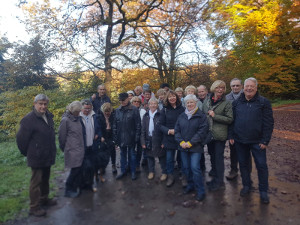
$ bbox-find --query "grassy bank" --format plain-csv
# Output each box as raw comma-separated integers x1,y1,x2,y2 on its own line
271,99,300,108
0,140,64,223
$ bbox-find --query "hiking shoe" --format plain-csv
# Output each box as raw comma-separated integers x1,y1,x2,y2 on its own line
112,164,117,174
183,186,194,194
195,193,206,202
240,186,251,197
226,170,238,180
260,192,270,204
160,174,167,181
166,174,175,187
148,172,154,180
181,176,188,188
29,207,46,217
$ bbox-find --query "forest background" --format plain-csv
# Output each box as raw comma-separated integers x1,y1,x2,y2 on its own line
0,0,299,141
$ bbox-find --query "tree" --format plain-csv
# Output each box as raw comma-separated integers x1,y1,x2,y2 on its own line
206,0,300,98
2,36,58,91
22,0,162,94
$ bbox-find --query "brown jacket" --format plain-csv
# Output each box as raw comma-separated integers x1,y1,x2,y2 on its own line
58,111,85,168
16,109,56,168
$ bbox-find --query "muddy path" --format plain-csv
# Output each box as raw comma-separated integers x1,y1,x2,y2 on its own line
6,104,300,225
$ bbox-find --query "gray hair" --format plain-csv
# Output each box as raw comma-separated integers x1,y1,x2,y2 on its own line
81,99,93,106
175,87,184,93
184,94,198,104
197,85,207,91
67,101,82,113
97,84,105,90
34,94,49,103
185,85,197,94
148,97,159,105
244,77,258,87
230,78,242,86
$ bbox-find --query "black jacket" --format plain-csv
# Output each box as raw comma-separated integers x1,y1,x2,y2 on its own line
175,109,209,153
229,92,274,145
98,110,115,143
113,103,141,147
91,93,111,114
159,104,185,149
141,110,165,158
16,109,56,168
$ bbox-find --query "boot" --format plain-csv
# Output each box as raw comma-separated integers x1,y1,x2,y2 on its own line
226,170,238,180
29,207,46,217
112,164,117,174
166,174,175,187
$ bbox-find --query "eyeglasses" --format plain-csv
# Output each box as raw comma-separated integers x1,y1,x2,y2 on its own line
83,108,91,111
133,101,141,103
231,85,241,87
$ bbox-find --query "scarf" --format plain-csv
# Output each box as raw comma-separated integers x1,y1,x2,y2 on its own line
148,110,157,136
185,107,198,120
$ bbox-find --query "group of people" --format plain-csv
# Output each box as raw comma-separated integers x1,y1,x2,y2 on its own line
16,77,274,217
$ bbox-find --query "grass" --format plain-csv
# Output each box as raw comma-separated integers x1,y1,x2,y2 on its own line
271,99,300,108
0,140,64,223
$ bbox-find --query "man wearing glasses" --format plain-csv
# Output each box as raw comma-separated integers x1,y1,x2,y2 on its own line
226,78,244,180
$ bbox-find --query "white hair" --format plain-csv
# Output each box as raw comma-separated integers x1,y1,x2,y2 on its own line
34,94,49,103
244,77,258,87
148,97,159,104
184,94,198,104
67,101,82,113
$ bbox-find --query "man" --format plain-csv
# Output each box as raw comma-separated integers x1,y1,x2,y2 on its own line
91,84,111,113
229,77,274,204
197,85,209,171
16,94,57,217
160,83,170,91
225,78,244,180
113,93,141,180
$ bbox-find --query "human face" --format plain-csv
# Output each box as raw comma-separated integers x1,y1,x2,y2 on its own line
82,104,92,116
230,80,242,94
144,92,151,101
132,99,141,108
158,94,165,101
168,94,177,106
197,87,208,100
34,100,48,114
244,80,257,100
120,98,129,107
214,85,225,98
128,93,134,100
104,111,111,117
135,87,142,96
176,91,183,99
149,101,158,112
97,86,106,97
186,89,195,95
186,100,196,111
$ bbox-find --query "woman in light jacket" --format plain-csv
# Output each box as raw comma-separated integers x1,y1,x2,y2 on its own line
59,101,85,198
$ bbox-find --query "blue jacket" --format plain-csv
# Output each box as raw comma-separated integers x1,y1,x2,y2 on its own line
229,92,274,145
159,103,185,149
175,109,209,153
91,93,111,114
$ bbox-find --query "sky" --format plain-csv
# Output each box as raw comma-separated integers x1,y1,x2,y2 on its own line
0,0,31,43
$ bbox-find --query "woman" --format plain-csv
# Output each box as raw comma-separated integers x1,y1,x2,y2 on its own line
159,90,185,186
141,98,166,180
203,80,233,191
156,88,166,110
98,102,117,174
58,101,84,198
80,100,102,191
131,96,147,171
183,85,203,110
175,87,184,103
175,94,209,201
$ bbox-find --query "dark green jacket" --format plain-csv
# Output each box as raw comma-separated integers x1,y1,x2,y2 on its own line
202,94,233,141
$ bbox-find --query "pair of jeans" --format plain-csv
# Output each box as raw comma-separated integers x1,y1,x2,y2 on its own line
30,167,51,209
181,151,205,195
66,166,82,192
207,140,226,184
120,146,136,174
147,155,167,174
166,148,176,175
235,142,269,192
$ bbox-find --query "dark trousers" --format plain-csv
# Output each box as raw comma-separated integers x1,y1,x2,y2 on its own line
229,142,252,173
235,142,269,192
66,167,82,192
120,146,136,174
136,142,142,167
30,167,51,209
207,140,226,184
147,155,167,174
200,152,205,170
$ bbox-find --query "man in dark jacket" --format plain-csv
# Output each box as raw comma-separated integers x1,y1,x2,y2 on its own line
229,77,274,204
113,93,141,180
91,84,111,113
16,94,57,217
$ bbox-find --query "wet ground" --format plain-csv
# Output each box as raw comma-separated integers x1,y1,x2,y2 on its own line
6,104,300,225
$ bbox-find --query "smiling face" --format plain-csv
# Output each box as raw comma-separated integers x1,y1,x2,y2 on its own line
82,104,92,116
144,92,151,101
230,80,243,94
168,93,177,106
149,101,158,112
186,100,196,111
214,85,225,98
34,100,48,114
120,98,129,107
197,86,208,100
244,80,257,100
